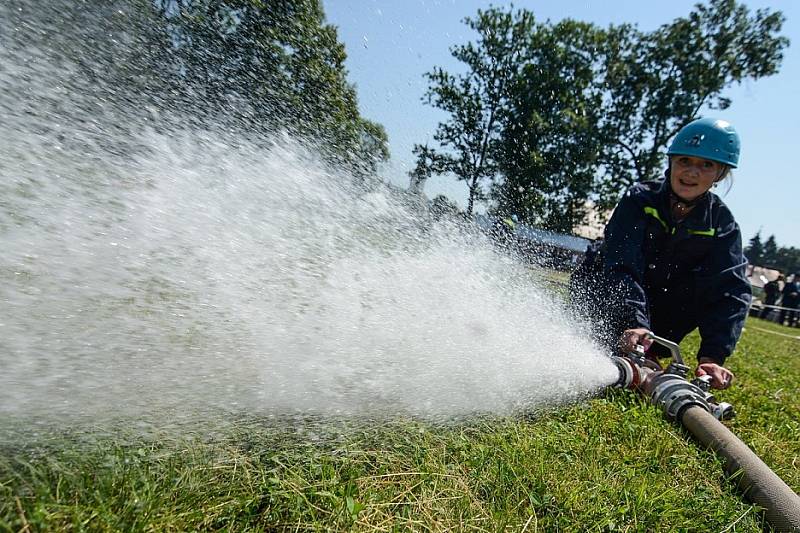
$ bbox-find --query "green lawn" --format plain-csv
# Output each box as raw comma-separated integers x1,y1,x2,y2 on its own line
2,316,798,532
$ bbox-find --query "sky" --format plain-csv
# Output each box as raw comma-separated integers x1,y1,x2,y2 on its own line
323,0,799,248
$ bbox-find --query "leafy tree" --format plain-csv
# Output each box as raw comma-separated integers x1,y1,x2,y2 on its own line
416,1,787,230
596,0,788,208
353,119,390,177
416,8,536,216
429,194,461,220
763,234,779,267
774,247,800,276
747,233,800,274
408,144,443,197
152,0,388,174
494,20,605,232
744,232,764,264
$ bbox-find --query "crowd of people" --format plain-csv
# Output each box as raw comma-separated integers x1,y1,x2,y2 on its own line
759,274,800,327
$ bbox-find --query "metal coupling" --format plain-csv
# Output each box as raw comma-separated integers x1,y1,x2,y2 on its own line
649,372,711,421
712,402,735,420
692,375,736,420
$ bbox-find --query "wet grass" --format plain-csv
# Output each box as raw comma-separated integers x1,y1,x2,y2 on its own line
1,316,798,532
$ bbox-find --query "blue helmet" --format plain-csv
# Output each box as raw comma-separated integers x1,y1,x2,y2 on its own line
667,118,741,168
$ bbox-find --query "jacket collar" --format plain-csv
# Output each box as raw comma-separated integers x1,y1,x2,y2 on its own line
654,178,716,236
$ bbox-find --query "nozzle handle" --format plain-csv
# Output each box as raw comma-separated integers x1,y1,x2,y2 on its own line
645,332,685,366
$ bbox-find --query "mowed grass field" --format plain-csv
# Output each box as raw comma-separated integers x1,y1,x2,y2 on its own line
1,316,798,532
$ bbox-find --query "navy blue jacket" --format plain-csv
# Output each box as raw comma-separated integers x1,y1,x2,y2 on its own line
573,178,751,365
782,281,800,308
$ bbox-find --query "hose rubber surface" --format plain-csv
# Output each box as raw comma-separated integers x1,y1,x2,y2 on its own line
681,406,800,532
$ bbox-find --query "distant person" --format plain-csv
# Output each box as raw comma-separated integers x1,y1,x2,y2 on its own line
570,118,750,390
760,275,783,319
779,275,800,327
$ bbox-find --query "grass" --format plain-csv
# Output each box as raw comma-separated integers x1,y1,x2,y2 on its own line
1,316,798,532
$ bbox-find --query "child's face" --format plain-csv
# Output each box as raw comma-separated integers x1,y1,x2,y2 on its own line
669,155,726,201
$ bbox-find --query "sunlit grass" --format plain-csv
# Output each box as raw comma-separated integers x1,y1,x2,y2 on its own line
2,316,798,531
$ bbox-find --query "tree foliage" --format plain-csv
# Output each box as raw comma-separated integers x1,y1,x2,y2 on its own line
151,0,388,175
495,20,605,232
417,0,788,230
745,232,800,275
763,235,779,265
596,0,789,208
415,8,536,216
407,144,443,197
745,232,764,264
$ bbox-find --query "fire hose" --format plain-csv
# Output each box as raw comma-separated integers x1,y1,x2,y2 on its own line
610,334,800,532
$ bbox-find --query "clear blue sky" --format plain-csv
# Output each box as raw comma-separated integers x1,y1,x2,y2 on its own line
324,0,799,248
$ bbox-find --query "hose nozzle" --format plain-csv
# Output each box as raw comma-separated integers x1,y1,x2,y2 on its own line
609,354,653,389
610,356,635,389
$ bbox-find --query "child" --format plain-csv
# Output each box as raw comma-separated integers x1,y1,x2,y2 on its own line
571,118,751,389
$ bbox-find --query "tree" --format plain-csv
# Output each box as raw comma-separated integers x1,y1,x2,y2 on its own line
774,247,800,276
763,235,779,267
746,234,800,274
596,0,788,208
744,232,764,265
416,8,536,216
152,0,389,175
494,20,605,232
416,1,787,231
407,144,444,197
353,119,390,177
429,194,461,220
747,235,800,275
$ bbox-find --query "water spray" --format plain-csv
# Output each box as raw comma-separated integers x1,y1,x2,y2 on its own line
0,0,622,436
610,333,800,531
